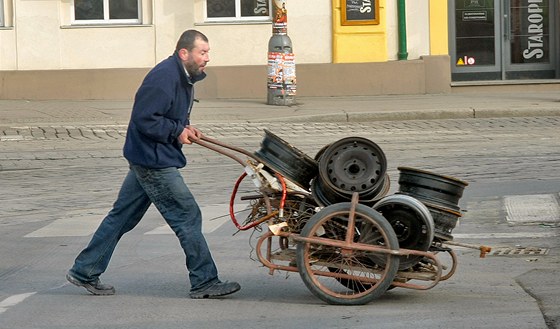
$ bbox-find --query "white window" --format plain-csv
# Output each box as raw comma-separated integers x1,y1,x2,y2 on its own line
72,0,141,25
205,0,271,22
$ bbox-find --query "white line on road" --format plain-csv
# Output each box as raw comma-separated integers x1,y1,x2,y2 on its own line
24,215,104,238
145,203,249,235
453,232,557,239
24,203,248,238
0,292,36,314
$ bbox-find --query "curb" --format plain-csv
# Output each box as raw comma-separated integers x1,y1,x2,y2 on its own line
241,107,560,123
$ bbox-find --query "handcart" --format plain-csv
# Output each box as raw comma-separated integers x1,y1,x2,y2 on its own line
195,130,491,305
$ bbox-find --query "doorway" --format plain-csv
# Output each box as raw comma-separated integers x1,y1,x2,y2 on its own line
449,0,557,81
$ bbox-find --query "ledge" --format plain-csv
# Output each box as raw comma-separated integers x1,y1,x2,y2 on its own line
60,24,153,29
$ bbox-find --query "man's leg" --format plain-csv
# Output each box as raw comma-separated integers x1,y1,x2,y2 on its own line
130,166,220,290
68,169,152,294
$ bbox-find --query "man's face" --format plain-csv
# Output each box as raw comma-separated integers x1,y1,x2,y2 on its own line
182,38,210,77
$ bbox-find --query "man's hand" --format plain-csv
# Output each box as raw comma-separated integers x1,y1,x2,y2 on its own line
178,125,203,144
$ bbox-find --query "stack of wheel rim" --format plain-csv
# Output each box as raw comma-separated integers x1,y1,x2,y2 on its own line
396,167,469,241
311,137,390,207
253,129,318,190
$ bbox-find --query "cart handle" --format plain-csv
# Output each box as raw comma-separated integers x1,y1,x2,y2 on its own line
194,135,258,166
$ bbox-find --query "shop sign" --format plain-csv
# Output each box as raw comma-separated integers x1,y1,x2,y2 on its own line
462,11,487,21
341,0,379,25
523,0,546,60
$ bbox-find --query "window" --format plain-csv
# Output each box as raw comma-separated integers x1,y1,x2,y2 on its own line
0,0,4,27
206,0,271,22
73,0,141,24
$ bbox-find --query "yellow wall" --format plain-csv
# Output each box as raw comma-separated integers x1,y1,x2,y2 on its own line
332,0,449,63
429,0,449,55
332,0,387,63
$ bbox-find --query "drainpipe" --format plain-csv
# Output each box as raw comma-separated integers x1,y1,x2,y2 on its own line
397,0,408,60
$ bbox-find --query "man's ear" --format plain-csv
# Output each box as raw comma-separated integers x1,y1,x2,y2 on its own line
178,48,189,61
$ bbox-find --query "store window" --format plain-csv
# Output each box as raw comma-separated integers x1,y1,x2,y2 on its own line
510,0,550,64
73,0,141,24
206,0,271,22
454,0,496,66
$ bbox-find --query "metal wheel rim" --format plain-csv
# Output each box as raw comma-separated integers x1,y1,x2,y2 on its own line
253,129,318,189
373,194,435,269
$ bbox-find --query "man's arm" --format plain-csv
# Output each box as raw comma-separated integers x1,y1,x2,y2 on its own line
130,85,183,144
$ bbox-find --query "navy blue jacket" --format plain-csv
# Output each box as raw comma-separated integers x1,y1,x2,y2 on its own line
123,53,205,169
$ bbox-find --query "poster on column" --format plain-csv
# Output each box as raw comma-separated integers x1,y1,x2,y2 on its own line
267,52,296,96
273,0,288,35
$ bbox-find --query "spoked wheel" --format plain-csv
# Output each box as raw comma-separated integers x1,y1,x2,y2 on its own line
295,199,400,305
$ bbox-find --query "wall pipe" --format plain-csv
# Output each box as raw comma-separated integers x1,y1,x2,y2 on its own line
397,0,408,60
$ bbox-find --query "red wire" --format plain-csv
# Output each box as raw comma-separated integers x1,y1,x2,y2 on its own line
229,171,287,230
229,172,248,230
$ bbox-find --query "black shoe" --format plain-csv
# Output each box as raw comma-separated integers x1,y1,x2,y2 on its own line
66,272,115,296
189,281,241,299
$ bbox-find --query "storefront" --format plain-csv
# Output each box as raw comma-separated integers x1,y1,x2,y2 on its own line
449,0,558,81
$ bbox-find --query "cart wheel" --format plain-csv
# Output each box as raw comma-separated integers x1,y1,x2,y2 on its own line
296,202,400,305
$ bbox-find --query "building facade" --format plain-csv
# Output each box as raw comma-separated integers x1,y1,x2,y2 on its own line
0,0,558,100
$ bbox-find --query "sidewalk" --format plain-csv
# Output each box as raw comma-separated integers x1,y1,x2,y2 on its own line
1,90,560,126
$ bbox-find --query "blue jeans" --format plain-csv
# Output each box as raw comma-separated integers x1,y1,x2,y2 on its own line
69,165,219,291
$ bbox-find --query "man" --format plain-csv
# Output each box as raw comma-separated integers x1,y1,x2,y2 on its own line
66,30,240,299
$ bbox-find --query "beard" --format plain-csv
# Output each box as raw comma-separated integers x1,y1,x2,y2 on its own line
185,59,204,77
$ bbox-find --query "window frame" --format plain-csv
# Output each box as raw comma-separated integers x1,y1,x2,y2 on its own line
71,0,142,25
204,0,272,23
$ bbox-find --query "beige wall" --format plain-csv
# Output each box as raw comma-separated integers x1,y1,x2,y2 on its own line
0,0,16,69
0,1,334,71
1,0,157,70
193,0,332,66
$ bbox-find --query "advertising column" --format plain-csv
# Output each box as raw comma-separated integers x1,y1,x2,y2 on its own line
267,0,296,106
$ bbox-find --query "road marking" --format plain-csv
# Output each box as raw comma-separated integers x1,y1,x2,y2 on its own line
0,292,36,314
454,232,558,239
24,193,560,238
24,204,248,237
0,135,24,141
504,193,560,223
24,215,103,237
145,203,249,234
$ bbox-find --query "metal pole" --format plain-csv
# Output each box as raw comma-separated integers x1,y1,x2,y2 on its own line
397,0,408,60
267,0,296,106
